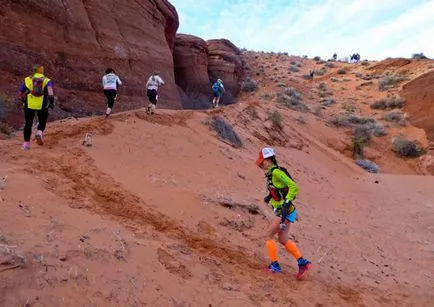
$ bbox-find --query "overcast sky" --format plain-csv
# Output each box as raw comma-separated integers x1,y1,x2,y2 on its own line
169,0,433,60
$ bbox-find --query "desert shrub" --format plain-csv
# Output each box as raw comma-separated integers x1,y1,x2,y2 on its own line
392,136,424,157
290,61,297,65
412,53,427,60
276,92,309,112
296,63,302,68
355,159,380,173
343,103,357,113
210,116,242,147
269,111,283,130
315,67,327,76
0,96,15,121
322,98,336,106
337,68,347,74
283,87,301,98
245,106,259,119
325,62,335,68
319,82,327,91
364,121,386,136
288,66,299,72
328,112,377,127
302,74,313,80
330,77,339,82
259,93,273,101
378,75,408,91
0,122,13,136
355,73,363,78
313,105,323,116
241,78,258,92
327,114,352,127
361,61,370,66
295,114,306,124
370,97,405,109
316,60,326,65
384,110,406,125
353,124,373,144
313,56,321,61
277,82,286,87
0,96,15,136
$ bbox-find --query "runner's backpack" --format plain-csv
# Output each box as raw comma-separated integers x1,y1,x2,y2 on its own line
31,77,45,97
212,82,220,91
266,165,296,201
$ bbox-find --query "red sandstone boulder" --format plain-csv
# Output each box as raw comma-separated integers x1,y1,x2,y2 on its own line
174,35,244,108
174,34,210,108
0,0,181,122
207,39,244,99
401,70,434,143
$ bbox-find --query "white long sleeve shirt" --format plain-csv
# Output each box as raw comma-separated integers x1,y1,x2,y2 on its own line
102,73,122,90
146,75,164,91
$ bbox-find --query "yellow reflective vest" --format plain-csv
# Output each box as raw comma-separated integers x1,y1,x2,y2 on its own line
24,73,51,110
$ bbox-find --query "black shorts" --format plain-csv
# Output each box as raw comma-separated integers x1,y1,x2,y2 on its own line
104,89,117,108
147,89,158,104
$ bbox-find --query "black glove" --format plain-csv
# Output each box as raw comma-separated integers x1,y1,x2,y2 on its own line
280,200,293,224
48,96,55,110
264,194,272,204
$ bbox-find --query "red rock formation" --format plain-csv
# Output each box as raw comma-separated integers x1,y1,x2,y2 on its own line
401,70,434,142
207,39,243,102
0,0,181,122
173,36,244,108
174,34,210,106
368,58,412,74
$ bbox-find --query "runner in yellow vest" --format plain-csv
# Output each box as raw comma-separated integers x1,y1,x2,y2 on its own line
18,64,55,150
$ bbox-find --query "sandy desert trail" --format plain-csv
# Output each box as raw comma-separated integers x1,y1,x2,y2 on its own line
0,106,433,306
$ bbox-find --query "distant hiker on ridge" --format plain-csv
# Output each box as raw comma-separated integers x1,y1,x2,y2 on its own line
256,147,312,279
145,71,164,115
18,64,55,150
102,68,122,119
332,53,337,61
211,78,225,108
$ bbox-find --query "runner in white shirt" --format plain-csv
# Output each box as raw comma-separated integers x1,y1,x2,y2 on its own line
145,71,164,115
102,68,122,118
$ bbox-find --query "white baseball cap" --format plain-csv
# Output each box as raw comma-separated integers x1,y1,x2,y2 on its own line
256,147,275,165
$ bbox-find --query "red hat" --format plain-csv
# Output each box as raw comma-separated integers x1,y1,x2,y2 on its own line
256,147,275,165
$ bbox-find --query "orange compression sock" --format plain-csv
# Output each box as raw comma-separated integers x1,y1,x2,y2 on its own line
266,240,278,262
284,240,302,260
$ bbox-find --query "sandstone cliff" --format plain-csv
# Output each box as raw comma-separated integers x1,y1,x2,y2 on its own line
0,0,181,120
